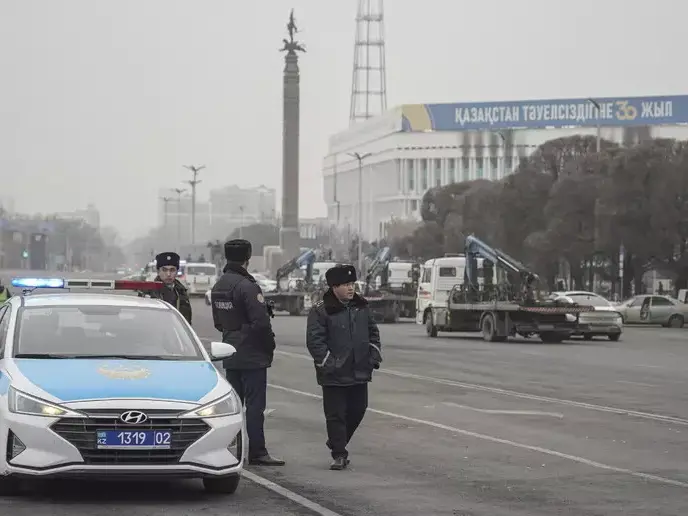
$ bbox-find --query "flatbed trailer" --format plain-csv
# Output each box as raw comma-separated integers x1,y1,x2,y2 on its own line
263,291,308,316
364,292,416,323
426,299,593,343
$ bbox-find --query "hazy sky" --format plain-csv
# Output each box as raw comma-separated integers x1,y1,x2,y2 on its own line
1,0,687,240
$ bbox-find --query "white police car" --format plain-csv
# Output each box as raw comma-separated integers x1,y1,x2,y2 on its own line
0,277,245,495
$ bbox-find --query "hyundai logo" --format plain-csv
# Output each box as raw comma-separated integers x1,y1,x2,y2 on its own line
120,411,148,425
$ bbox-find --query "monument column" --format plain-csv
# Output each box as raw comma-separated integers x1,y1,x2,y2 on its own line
279,10,305,263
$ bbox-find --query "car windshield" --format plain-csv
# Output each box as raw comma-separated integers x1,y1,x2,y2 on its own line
14,306,203,360
565,294,611,307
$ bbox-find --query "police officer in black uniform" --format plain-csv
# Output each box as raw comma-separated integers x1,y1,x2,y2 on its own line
211,239,284,466
306,264,382,470
145,252,192,324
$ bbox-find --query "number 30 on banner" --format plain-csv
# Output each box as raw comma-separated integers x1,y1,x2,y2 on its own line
615,100,638,121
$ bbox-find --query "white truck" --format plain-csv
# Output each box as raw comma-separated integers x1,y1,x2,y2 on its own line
419,236,592,343
184,262,218,296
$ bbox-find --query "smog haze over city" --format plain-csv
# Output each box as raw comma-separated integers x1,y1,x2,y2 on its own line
1,0,687,241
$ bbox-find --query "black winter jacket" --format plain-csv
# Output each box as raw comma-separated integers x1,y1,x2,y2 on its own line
144,278,192,324
306,290,382,387
211,264,276,370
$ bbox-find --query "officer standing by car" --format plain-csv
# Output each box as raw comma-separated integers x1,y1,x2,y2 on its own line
306,264,382,470
143,252,192,324
211,239,284,466
0,279,12,303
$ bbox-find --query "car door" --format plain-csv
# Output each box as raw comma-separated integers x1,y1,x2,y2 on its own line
649,296,675,324
623,296,647,323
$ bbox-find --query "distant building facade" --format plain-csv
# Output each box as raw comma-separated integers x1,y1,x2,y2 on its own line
53,204,101,229
322,95,688,241
157,185,277,244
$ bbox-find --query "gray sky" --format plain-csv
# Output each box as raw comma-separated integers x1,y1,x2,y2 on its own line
1,0,686,240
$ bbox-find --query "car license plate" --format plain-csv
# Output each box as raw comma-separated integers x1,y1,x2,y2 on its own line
96,430,172,449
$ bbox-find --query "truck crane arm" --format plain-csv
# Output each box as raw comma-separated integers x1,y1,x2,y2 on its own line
364,246,391,295
464,235,539,300
275,249,317,289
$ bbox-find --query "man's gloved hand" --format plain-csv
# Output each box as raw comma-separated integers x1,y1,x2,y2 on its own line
266,300,276,318
369,345,382,370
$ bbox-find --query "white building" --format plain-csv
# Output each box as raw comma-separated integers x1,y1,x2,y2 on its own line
322,94,688,241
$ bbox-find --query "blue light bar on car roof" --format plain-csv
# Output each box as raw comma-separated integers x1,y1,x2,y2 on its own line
11,278,65,289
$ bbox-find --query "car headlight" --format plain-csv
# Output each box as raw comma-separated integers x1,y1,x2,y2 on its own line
180,391,241,418
614,315,623,324
565,314,577,322
7,387,83,418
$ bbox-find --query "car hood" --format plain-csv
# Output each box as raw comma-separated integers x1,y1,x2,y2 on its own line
11,359,220,403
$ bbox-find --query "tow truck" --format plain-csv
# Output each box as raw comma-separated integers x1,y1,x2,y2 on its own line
362,247,419,323
263,249,319,315
425,235,593,343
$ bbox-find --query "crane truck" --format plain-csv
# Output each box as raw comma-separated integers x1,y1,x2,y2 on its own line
362,247,419,323
425,235,593,343
263,249,319,315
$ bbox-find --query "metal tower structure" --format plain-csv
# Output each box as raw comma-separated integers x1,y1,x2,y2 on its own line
349,0,387,124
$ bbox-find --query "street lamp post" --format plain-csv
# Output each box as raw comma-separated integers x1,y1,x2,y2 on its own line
348,152,371,275
160,196,171,230
587,98,601,152
173,188,186,253
183,165,205,246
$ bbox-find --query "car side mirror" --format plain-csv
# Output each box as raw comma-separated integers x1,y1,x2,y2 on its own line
209,341,236,360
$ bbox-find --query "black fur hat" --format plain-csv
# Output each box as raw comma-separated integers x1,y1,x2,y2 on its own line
326,264,357,287
155,252,180,269
224,239,252,263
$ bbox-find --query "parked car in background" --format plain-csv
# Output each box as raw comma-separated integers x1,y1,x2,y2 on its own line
616,295,687,328
551,291,623,341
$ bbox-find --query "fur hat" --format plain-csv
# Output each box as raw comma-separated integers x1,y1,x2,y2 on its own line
326,264,357,287
155,252,180,269
224,239,252,263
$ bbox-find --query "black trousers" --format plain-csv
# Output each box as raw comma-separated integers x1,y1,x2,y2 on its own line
225,368,268,459
322,383,368,459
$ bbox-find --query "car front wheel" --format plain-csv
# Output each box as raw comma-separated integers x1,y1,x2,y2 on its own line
203,473,241,495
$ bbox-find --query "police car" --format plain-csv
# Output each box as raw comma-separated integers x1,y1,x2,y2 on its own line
0,277,245,496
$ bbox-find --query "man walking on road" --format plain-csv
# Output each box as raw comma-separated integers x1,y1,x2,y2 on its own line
211,239,284,466
306,264,383,470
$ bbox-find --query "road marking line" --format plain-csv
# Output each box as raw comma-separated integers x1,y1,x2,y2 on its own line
243,470,345,516
442,402,564,418
268,383,688,489
274,350,688,426
616,380,657,388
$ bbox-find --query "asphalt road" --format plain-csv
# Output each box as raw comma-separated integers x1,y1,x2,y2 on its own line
4,293,688,515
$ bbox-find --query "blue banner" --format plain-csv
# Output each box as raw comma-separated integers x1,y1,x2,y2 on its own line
400,95,688,132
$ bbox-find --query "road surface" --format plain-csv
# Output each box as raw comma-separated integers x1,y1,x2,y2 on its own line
4,295,688,515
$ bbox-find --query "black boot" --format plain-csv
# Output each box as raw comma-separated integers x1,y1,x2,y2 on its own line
329,457,347,470
327,440,350,465
249,453,285,466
